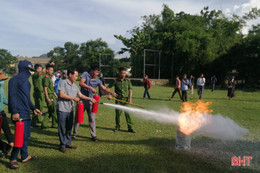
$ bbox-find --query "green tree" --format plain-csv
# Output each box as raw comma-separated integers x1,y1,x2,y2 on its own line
115,5,258,80
47,46,65,69
48,39,115,76
79,38,115,76
0,49,17,74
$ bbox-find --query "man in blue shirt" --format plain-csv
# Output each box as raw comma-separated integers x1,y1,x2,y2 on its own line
73,65,117,142
181,74,189,102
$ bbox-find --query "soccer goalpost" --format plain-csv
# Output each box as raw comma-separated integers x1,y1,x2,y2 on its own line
143,49,174,79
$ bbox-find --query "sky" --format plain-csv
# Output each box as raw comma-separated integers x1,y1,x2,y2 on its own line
0,0,259,58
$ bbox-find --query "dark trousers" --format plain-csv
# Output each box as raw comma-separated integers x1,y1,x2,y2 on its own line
0,140,9,153
171,88,182,100
182,90,187,102
58,111,73,148
211,83,215,92
0,111,14,143
10,113,31,161
0,111,14,153
198,86,204,99
143,89,150,98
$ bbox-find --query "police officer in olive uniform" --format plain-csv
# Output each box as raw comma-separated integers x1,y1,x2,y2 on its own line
31,64,44,127
42,65,58,129
108,67,136,133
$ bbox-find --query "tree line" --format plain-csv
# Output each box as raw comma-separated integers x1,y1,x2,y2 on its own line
115,5,260,88
47,38,130,77
1,5,259,87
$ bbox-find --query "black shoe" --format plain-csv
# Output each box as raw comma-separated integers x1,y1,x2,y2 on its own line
92,137,99,142
113,128,120,132
128,129,136,133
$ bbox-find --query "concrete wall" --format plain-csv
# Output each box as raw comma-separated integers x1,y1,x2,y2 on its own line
104,77,170,86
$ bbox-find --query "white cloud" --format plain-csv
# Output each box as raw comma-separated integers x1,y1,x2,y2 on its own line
230,0,260,34
0,0,260,57
232,0,260,14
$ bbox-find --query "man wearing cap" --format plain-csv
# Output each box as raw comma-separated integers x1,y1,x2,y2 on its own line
8,61,41,169
0,71,14,158
31,64,44,127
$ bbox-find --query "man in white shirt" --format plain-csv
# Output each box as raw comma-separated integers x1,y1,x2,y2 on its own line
197,73,206,100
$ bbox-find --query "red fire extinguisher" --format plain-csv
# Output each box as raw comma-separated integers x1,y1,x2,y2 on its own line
0,115,3,135
92,95,100,113
77,102,84,124
14,121,24,147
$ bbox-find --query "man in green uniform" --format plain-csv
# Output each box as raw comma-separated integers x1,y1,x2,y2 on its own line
31,64,44,127
42,65,58,129
108,67,136,133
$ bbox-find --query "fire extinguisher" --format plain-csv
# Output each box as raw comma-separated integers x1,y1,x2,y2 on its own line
77,102,84,124
14,121,24,148
0,115,3,135
92,95,100,113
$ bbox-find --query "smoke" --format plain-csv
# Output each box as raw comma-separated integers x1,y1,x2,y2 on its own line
195,114,249,140
103,103,249,140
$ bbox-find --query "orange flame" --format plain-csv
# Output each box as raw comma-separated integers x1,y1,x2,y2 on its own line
178,100,213,135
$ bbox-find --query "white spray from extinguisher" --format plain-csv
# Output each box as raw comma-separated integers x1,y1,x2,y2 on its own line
102,103,248,140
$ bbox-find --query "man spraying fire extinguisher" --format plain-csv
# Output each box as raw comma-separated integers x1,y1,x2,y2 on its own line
8,60,42,169
72,65,117,142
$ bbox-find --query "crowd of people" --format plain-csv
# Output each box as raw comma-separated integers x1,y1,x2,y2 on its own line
0,60,236,169
0,60,136,169
166,73,235,102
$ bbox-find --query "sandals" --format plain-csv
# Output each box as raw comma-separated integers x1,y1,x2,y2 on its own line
22,156,38,163
10,161,19,169
10,156,38,169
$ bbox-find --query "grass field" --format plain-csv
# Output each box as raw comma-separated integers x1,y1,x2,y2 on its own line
0,81,259,173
